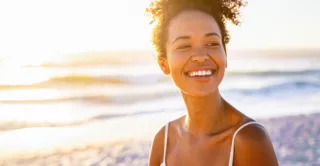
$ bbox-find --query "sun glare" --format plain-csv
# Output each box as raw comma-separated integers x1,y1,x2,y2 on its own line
0,0,153,65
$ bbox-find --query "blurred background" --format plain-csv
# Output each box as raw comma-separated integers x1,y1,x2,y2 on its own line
0,0,319,165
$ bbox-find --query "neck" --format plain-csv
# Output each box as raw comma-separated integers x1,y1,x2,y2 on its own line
181,89,227,136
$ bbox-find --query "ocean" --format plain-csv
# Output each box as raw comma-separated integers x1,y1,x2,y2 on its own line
0,49,320,159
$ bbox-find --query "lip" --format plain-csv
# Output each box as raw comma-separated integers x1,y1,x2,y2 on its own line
184,69,217,83
184,67,217,74
184,66,218,76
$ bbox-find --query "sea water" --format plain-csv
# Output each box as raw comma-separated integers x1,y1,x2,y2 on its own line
0,49,319,158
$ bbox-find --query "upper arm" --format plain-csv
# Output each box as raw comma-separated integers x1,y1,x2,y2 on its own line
148,125,165,166
233,124,279,166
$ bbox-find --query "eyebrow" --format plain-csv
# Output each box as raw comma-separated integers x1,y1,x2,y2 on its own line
172,32,221,44
172,36,190,44
205,32,221,38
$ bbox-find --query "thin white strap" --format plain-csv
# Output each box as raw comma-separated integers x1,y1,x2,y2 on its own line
228,121,260,166
163,123,169,164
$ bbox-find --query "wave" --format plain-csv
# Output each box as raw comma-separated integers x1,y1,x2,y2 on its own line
1,80,319,104
0,90,180,104
1,69,319,90
0,74,169,90
0,107,184,132
227,81,320,96
2,111,320,132
226,69,320,77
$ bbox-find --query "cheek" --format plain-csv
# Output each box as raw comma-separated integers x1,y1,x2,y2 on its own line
210,48,227,67
167,53,188,74
217,55,227,68
216,55,227,81
208,48,227,82
166,54,189,86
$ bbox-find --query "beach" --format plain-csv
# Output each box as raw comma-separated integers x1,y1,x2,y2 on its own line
1,49,320,165
1,0,319,164
1,112,319,166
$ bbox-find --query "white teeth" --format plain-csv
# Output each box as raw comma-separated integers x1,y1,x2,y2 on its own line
188,70,213,77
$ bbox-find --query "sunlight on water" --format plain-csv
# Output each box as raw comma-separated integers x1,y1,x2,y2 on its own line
0,49,319,165
0,89,62,101
0,111,182,160
0,67,52,85
0,104,83,123
0,54,66,67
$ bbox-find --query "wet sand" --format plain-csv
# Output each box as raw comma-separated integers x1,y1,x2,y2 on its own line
1,112,320,166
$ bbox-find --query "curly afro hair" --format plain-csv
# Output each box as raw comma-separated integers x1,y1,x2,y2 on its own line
146,0,247,59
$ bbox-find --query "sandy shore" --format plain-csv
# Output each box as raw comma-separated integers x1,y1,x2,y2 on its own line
1,112,320,166
1,140,151,166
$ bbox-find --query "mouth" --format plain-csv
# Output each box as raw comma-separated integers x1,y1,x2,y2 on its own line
184,69,217,77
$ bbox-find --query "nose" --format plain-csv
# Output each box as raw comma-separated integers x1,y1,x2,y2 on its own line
191,48,209,63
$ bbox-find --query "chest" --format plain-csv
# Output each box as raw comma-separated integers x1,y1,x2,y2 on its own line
166,137,232,166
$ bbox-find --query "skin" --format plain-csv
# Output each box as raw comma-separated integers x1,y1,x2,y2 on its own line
149,10,279,166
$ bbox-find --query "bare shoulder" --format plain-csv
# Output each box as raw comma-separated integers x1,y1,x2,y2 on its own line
233,122,279,166
148,124,166,166
148,116,183,166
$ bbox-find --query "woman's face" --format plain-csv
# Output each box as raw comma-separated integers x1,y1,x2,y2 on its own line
159,10,227,97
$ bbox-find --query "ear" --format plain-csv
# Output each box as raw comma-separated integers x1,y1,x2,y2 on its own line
158,56,170,75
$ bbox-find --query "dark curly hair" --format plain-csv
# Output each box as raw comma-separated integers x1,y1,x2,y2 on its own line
146,0,247,59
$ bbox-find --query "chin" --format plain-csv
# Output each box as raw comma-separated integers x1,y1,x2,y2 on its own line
181,88,218,97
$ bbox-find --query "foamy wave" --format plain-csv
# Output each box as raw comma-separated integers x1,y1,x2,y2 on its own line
0,108,183,132
0,90,180,104
2,80,319,104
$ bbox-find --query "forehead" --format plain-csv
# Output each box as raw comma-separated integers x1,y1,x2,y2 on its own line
167,10,221,42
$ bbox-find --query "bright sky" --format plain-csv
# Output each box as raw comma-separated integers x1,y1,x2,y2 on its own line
0,0,319,60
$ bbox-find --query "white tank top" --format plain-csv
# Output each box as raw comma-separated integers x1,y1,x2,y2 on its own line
160,121,260,166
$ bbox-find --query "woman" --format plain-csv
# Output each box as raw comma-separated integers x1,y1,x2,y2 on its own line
146,0,278,165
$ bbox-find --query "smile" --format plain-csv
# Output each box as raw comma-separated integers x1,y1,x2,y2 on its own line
185,69,217,77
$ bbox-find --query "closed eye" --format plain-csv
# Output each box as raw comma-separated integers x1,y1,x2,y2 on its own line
176,45,191,50
206,42,220,47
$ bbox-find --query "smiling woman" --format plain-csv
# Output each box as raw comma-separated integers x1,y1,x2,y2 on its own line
146,0,279,166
